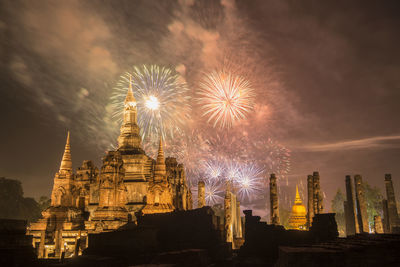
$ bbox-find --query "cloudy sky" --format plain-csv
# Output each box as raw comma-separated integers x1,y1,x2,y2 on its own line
1,0,399,217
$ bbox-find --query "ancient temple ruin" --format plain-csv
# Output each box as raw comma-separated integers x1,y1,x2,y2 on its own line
289,186,307,230
344,175,358,236
306,171,324,228
198,180,206,208
354,174,369,233
223,183,243,249
383,174,400,232
27,81,192,258
269,173,280,225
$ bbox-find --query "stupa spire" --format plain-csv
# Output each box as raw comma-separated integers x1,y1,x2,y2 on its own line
154,136,166,179
157,137,165,163
295,185,302,204
125,74,136,104
59,131,72,172
117,74,142,151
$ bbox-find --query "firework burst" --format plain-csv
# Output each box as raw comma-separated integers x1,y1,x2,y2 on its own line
111,65,191,143
203,160,225,180
204,179,224,205
197,71,255,128
234,163,264,202
251,138,291,177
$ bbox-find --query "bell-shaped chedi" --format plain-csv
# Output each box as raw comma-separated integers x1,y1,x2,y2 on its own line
289,186,307,230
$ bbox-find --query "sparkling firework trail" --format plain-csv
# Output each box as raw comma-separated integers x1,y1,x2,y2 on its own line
251,138,291,177
204,179,224,205
111,65,191,143
197,71,255,129
234,163,264,202
143,129,212,187
203,160,224,180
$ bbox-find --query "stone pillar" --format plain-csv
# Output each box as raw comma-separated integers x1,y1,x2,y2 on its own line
54,230,62,258
344,201,350,236
198,181,205,208
307,175,314,227
374,215,384,234
385,174,399,231
345,175,358,235
354,175,369,233
224,191,233,243
236,201,242,238
38,230,46,258
382,199,390,233
269,174,280,225
313,171,323,214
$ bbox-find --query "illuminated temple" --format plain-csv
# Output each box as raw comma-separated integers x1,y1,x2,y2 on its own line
289,186,307,230
27,83,192,258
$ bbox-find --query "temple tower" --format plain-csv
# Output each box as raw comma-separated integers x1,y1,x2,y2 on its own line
198,181,206,208
269,174,280,225
384,174,399,231
142,138,174,214
117,76,142,152
307,175,314,227
354,175,369,233
154,138,166,181
51,131,75,207
31,132,85,258
344,175,358,235
117,76,153,213
90,151,129,231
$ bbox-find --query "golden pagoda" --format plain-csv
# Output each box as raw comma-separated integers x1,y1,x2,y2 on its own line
289,186,307,230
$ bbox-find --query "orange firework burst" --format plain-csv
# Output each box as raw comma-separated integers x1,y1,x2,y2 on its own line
197,71,255,128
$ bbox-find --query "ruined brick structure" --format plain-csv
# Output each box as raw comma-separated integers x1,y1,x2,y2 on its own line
269,173,280,225
306,171,324,229
374,215,384,234
306,175,314,227
344,175,358,236
383,174,399,232
28,81,192,258
198,180,206,208
224,183,243,249
312,171,323,214
354,174,369,233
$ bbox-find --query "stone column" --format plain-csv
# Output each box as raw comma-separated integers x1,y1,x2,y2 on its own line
307,175,314,227
313,172,323,214
385,174,399,231
345,175,358,235
198,181,205,208
224,191,233,243
354,175,369,233
236,201,242,238
269,174,280,225
38,230,46,258
374,215,384,234
344,201,350,236
54,230,62,258
382,199,390,233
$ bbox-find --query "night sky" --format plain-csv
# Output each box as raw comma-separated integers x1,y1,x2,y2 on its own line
1,0,400,218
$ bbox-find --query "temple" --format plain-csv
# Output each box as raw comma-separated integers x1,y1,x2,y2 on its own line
289,186,307,230
27,80,192,258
